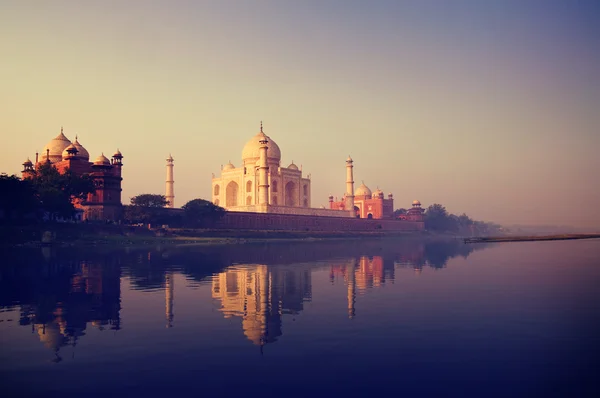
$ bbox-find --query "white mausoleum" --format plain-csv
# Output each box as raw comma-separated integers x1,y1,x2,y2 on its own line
212,123,353,218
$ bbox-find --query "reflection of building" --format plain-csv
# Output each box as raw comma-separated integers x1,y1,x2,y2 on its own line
165,272,174,328
211,264,311,346
329,256,395,318
20,262,121,361
21,127,124,221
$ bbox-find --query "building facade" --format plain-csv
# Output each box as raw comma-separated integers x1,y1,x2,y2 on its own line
21,128,123,221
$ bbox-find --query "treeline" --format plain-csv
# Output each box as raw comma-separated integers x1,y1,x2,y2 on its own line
396,203,503,236
0,165,95,222
124,194,225,228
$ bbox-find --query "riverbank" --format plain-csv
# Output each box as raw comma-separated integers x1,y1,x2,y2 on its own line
464,233,600,244
0,223,431,248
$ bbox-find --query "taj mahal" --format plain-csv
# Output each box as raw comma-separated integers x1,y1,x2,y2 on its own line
210,123,423,221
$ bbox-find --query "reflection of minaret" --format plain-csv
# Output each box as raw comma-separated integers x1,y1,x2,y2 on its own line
165,272,174,328
346,260,356,319
166,154,174,208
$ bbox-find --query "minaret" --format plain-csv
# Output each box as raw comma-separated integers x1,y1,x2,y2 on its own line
344,156,355,212
166,154,174,208
258,123,269,206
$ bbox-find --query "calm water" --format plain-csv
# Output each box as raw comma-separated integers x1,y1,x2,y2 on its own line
1,238,599,397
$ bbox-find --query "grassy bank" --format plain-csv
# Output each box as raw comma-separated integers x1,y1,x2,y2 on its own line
0,223,428,248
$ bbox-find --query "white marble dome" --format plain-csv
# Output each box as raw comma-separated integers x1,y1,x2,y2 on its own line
412,200,421,206
355,182,372,197
288,162,299,170
41,130,72,163
242,131,281,165
372,188,384,198
223,161,235,171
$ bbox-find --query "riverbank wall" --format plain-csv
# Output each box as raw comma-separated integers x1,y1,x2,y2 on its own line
214,211,424,232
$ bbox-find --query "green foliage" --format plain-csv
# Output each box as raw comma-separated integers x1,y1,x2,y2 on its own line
130,194,169,208
393,208,407,217
0,174,39,221
125,194,176,225
182,198,225,227
424,203,502,236
31,163,95,220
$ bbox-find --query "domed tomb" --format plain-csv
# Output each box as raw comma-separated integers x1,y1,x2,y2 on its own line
355,182,372,197
242,128,281,166
41,128,72,163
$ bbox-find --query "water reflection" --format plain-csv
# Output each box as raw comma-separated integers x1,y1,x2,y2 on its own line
0,238,485,356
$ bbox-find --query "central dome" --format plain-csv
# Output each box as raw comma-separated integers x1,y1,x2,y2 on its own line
355,182,372,197
41,129,72,163
242,130,281,166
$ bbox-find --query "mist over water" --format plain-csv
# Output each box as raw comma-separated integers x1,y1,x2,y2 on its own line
1,238,599,397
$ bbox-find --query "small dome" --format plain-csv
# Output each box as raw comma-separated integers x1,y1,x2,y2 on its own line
62,143,79,159
372,188,384,199
412,200,421,206
288,162,299,170
355,182,372,197
23,158,33,165
223,161,235,170
242,126,281,166
93,153,111,166
72,137,90,160
114,149,123,158
346,155,353,162
41,128,72,163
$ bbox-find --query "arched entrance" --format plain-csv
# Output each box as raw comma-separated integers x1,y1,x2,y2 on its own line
226,181,239,207
285,181,297,206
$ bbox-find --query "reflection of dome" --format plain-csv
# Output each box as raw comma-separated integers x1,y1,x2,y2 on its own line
288,162,298,170
412,200,421,206
355,182,372,197
72,137,89,160
242,130,281,165
93,153,111,166
223,161,235,170
41,129,72,163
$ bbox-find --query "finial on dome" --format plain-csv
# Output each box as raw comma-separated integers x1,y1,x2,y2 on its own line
61,126,63,134
75,134,78,140
260,120,263,133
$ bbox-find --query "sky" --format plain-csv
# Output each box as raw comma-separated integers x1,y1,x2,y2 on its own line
1,0,599,228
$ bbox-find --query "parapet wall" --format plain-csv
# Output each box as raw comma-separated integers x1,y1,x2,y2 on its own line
216,211,424,232
227,204,354,218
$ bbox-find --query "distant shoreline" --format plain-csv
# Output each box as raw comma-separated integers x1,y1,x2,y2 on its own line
464,234,600,244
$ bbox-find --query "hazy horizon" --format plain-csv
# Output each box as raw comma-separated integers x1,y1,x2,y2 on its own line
1,0,599,228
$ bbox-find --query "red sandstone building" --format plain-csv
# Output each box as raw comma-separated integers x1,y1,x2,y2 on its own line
329,182,395,219
21,128,123,221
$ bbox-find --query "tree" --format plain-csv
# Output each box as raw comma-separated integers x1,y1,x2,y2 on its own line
393,208,407,217
0,174,39,222
130,194,169,208
30,163,95,220
125,194,173,225
182,198,225,227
